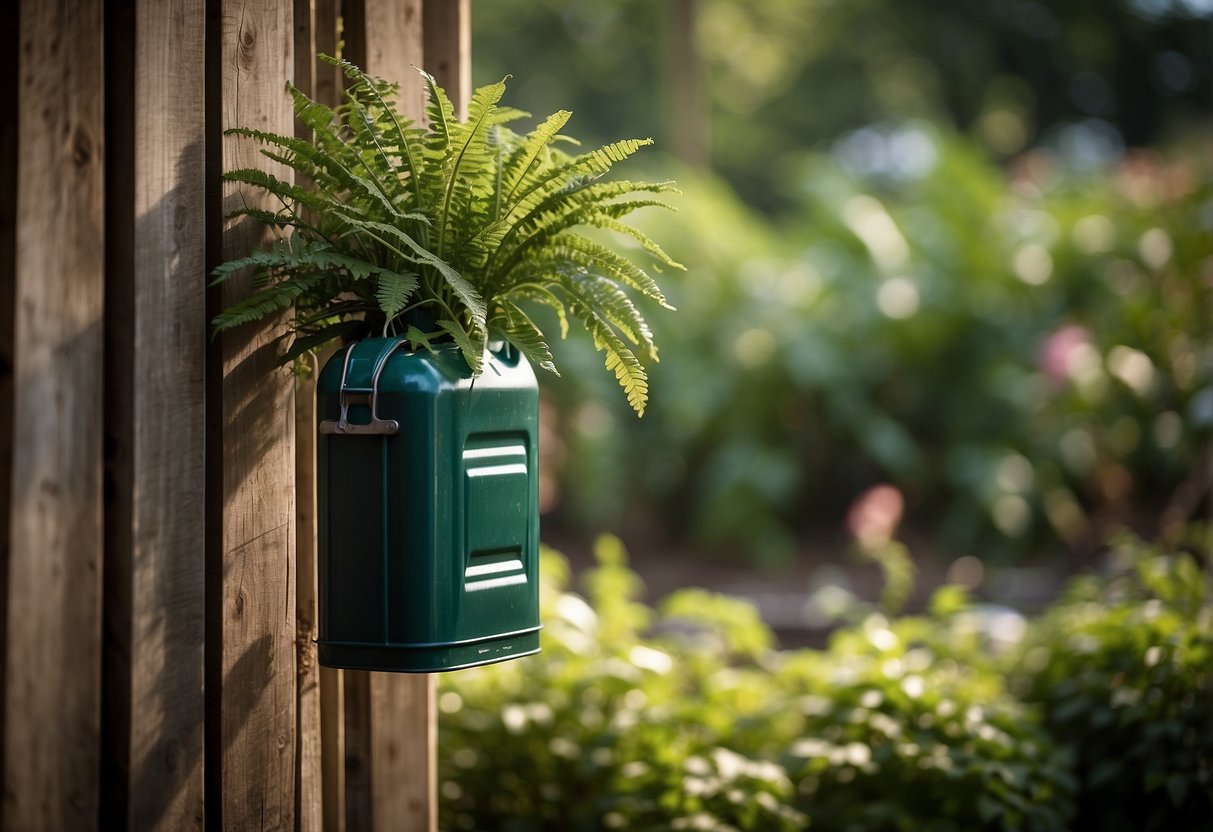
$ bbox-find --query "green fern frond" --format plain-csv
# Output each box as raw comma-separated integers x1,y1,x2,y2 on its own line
498,110,572,211
494,302,558,375
216,59,676,415
498,187,679,278
436,78,508,256
576,304,650,416
376,269,420,323
419,69,457,152
212,274,322,332
554,270,656,357
280,318,367,364
501,284,570,339
437,319,486,373
340,217,486,328
515,235,671,308
587,211,685,274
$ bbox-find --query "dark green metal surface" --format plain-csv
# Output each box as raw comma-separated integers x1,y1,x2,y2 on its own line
315,337,541,673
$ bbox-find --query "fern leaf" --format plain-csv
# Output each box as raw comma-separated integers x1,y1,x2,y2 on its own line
437,319,485,374
280,318,366,364
437,78,508,256
344,217,487,327
376,269,419,321
419,69,457,153
212,274,322,332
323,54,428,212
576,304,649,416
501,284,570,339
498,109,572,211
516,235,671,308
495,302,558,375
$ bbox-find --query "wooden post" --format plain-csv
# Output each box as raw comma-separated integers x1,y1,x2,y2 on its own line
307,8,348,832
338,3,460,829
208,2,298,829
423,0,471,119
2,1,105,829
102,1,207,830
663,0,709,168
292,8,326,832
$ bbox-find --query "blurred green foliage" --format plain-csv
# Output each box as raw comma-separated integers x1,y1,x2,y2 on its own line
439,532,1212,830
473,1,1213,563
1015,526,1213,830
474,0,1213,212
539,135,1213,562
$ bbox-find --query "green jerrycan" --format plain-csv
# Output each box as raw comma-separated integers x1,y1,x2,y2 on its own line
315,337,541,672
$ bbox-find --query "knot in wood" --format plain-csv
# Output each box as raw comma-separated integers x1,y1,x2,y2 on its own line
237,21,257,71
72,127,92,166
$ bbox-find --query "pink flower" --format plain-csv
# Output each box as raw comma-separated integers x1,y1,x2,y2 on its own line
846,484,905,548
1038,324,1090,388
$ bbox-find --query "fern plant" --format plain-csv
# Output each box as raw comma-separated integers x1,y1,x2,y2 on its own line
212,55,680,414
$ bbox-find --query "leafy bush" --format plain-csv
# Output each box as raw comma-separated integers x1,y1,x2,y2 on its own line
440,533,1204,830
1014,527,1213,830
539,133,1213,561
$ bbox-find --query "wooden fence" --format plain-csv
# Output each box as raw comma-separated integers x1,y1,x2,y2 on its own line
1,1,469,829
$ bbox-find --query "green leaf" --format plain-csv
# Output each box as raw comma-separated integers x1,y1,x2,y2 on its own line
437,319,485,374
376,269,419,321
495,302,558,375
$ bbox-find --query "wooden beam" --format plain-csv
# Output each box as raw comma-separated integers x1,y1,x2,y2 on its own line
339,3,441,829
291,8,326,832
310,10,346,832
422,0,470,119
210,2,298,829
343,0,425,118
3,0,105,828
102,1,207,830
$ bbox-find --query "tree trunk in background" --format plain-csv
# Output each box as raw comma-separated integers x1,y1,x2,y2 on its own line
664,0,710,168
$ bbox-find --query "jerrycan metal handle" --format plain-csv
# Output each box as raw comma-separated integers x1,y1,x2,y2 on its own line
319,338,406,436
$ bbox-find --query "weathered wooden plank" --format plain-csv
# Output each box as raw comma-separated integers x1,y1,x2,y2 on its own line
3,0,105,829
319,664,346,832
370,673,436,830
422,0,470,118
102,2,208,830
312,0,341,108
214,2,298,829
0,6,17,793
339,3,441,829
291,10,326,832
344,0,425,117
295,369,323,832
309,9,346,829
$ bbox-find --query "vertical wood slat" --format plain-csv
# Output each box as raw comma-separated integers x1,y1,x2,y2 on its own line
0,0,19,803
292,9,325,832
103,1,208,830
215,2,298,829
344,0,425,117
422,0,470,119
3,1,106,829
308,6,346,831
340,3,436,829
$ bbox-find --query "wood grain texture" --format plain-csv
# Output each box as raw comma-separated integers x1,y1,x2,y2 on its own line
319,665,346,832
309,29,345,832
344,0,425,119
294,368,322,832
4,0,105,829
340,4,438,828
422,0,470,119
217,2,298,829
102,1,208,830
291,11,325,832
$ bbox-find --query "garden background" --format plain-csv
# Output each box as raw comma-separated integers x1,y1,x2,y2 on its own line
436,1,1213,829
